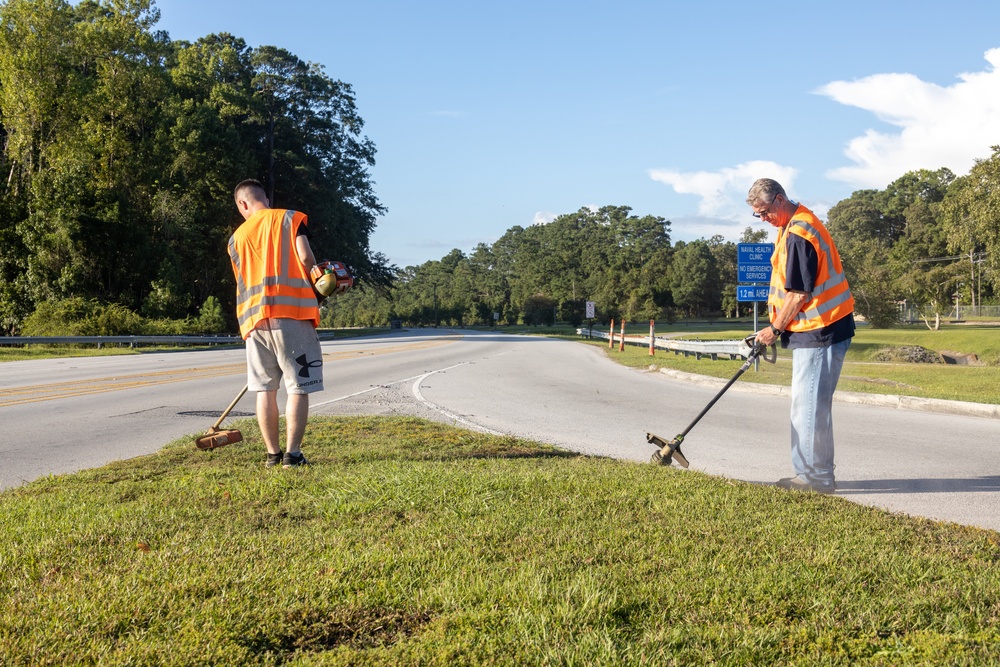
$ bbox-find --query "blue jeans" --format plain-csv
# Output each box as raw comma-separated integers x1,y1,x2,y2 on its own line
790,338,851,485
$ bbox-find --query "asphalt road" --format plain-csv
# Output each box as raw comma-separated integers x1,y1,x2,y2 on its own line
3,329,998,532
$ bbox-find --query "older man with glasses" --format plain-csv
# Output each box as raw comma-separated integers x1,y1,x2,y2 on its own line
746,178,856,494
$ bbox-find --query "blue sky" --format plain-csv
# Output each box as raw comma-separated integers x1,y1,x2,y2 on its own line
154,0,1000,269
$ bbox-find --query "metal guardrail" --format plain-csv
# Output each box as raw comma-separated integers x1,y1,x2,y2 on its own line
0,335,244,348
3,330,748,357
577,328,751,360
1,332,349,348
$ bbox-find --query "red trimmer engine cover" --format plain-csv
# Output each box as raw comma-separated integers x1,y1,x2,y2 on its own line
312,260,354,297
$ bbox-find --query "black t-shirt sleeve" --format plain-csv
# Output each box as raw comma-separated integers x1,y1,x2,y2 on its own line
785,234,817,292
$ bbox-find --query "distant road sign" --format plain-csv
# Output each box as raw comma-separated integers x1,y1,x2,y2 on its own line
585,301,595,319
738,243,774,263
737,285,770,302
737,242,774,284
738,266,772,283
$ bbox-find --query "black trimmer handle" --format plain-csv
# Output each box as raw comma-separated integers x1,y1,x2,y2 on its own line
743,335,776,364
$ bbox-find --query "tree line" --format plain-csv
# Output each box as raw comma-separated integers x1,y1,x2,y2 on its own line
328,158,999,331
326,206,771,329
1,2,997,336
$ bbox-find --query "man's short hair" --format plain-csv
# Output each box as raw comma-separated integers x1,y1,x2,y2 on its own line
746,178,786,206
234,179,267,203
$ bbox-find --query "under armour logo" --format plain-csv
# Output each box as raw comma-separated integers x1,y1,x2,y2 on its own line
296,354,323,378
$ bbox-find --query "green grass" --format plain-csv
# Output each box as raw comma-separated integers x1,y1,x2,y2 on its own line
2,416,998,665
592,324,1000,405
0,345,147,362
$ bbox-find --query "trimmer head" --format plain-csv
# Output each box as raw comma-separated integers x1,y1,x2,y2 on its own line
195,427,244,450
647,432,689,468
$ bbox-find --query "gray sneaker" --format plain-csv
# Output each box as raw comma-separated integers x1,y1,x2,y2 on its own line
776,476,836,494
282,451,308,468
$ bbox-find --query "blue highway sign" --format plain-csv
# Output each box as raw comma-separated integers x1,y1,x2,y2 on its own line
737,242,774,284
737,285,770,302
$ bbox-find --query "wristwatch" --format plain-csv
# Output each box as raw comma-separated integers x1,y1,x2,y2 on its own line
769,324,782,336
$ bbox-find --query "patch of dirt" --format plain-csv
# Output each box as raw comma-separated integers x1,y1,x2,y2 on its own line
871,345,942,364
273,606,435,653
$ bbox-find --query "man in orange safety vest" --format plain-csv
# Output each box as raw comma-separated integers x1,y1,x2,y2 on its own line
747,178,856,494
229,179,323,469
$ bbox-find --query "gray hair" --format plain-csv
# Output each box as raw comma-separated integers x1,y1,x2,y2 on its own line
746,178,786,206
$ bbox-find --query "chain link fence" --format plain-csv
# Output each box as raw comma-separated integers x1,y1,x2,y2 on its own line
899,304,1000,322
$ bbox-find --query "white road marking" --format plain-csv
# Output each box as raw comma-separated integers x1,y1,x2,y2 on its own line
311,361,503,436
411,364,505,436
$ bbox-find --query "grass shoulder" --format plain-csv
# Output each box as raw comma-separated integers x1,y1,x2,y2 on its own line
577,323,1000,406
2,416,999,664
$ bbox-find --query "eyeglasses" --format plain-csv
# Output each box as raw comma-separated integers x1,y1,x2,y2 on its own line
751,195,781,219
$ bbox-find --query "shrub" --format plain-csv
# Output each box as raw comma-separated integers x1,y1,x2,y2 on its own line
522,294,556,326
194,296,227,334
21,298,143,336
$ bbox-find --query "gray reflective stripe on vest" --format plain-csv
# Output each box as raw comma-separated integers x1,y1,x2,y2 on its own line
234,277,312,309
228,236,249,297
279,210,294,279
796,287,854,322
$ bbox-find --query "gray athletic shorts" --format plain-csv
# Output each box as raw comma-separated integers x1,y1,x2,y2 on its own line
245,318,324,394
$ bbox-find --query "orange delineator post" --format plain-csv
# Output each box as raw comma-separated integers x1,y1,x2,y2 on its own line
609,319,615,349
619,319,625,352
649,319,655,356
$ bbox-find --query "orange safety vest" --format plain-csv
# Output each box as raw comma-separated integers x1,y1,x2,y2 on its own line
769,205,854,332
228,208,320,339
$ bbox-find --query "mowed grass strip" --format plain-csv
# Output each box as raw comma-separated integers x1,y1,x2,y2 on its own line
600,325,1000,405
2,416,999,666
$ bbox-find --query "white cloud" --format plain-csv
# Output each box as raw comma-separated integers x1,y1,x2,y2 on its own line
532,211,558,225
532,205,598,226
817,47,1000,188
669,215,749,243
648,161,798,220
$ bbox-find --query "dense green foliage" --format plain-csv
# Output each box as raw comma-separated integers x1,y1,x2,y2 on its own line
0,0,388,334
325,207,772,329
828,162,1000,328
3,416,999,665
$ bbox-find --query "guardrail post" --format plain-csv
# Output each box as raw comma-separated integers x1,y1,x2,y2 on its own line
619,319,625,352
608,319,615,349
649,319,655,356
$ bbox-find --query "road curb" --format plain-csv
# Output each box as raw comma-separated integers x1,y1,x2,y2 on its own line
655,367,1000,420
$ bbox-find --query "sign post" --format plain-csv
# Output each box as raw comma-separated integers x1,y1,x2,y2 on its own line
737,243,774,370
585,301,595,338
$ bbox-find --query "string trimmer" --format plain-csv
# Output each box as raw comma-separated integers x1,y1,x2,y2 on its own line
195,384,248,450
648,335,775,467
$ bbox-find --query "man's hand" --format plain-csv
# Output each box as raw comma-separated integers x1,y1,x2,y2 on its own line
755,325,780,346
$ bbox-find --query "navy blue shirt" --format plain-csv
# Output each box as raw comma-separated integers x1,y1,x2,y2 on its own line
779,234,855,350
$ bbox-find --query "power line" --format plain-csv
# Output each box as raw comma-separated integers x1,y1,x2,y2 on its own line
912,252,987,264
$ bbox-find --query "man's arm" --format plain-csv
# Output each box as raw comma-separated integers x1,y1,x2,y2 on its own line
295,234,317,275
